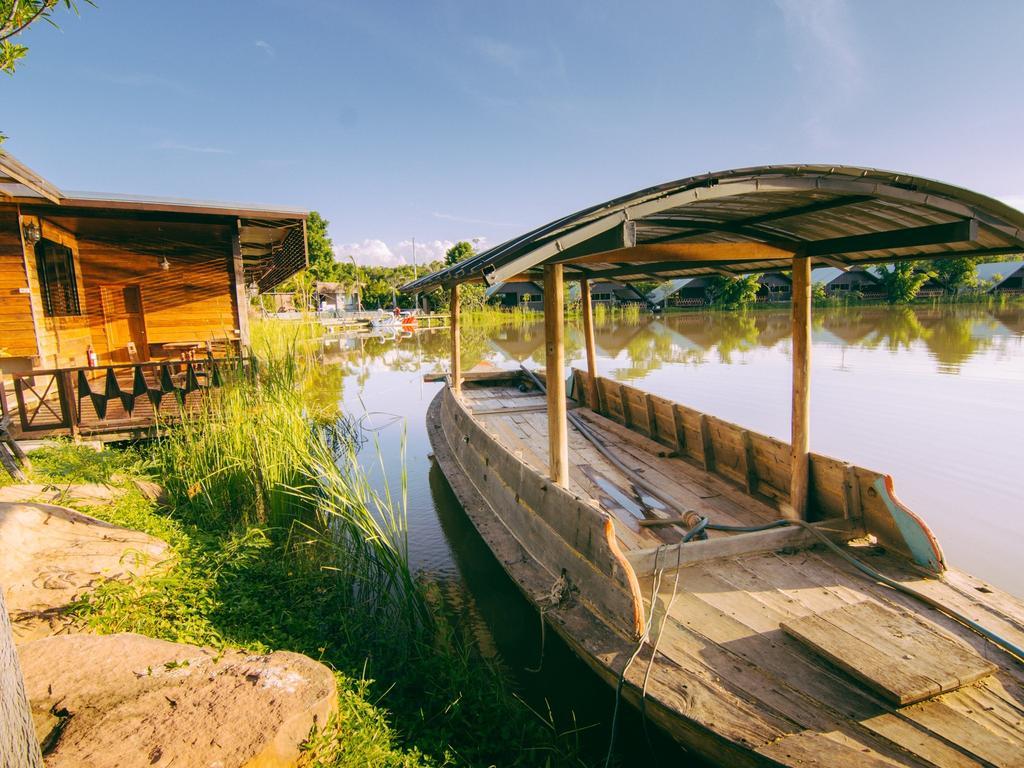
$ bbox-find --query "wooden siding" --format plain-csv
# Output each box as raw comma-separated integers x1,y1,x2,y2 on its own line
77,239,237,362
1,207,241,367
0,211,37,358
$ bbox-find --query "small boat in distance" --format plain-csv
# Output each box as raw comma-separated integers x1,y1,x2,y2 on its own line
406,166,1024,766
369,308,419,330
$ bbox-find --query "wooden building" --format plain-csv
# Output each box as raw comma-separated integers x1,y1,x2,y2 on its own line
488,280,544,310
983,260,1024,293
587,280,646,306
0,151,307,374
824,267,884,297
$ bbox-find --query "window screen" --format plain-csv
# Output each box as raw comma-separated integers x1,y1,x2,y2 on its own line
35,238,81,316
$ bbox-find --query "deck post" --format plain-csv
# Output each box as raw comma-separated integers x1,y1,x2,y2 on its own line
789,254,812,520
580,277,600,410
450,282,461,396
544,264,569,487
230,220,251,349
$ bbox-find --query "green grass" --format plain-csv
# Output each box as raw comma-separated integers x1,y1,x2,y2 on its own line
21,324,586,767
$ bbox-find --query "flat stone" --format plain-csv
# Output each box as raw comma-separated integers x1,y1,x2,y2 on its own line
0,483,124,506
0,501,169,642
20,633,337,768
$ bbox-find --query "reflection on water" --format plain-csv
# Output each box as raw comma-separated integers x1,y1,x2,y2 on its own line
318,303,1024,764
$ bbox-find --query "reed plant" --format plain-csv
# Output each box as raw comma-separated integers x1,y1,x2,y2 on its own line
48,319,585,766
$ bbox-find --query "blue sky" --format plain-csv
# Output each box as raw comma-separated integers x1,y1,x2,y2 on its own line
3,0,1024,265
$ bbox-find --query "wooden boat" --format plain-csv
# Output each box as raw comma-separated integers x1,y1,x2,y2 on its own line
407,166,1024,766
428,368,1024,767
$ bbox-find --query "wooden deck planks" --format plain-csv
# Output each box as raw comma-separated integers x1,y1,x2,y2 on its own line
781,601,995,706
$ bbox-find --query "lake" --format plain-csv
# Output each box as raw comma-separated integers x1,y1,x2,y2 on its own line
320,302,1024,764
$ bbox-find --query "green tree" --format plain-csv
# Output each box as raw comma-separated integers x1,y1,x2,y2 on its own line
440,241,486,311
445,240,475,266
707,274,760,309
874,261,934,303
1,0,89,75
305,211,339,282
934,256,978,295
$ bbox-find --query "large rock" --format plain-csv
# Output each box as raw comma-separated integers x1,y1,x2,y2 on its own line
0,483,124,506
20,633,337,768
0,501,169,642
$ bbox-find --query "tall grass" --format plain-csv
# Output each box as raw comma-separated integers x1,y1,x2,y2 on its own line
63,320,586,765
461,305,542,327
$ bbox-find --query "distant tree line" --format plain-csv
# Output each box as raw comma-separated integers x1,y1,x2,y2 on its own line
273,217,1019,312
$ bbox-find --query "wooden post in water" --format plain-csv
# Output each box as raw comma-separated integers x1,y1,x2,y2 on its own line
789,255,812,520
580,277,600,410
450,282,462,396
544,264,569,487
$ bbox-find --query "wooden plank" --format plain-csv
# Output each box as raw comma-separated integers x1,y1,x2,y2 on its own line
698,413,715,472
671,403,686,455
789,254,811,520
740,429,757,495
579,282,600,410
625,523,851,575
618,382,632,427
781,601,995,706
644,393,658,441
450,282,461,394
543,263,568,486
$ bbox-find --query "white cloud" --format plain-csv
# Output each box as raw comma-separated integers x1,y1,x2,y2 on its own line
255,39,275,56
336,237,489,267
473,37,528,73
775,0,863,145
156,140,232,154
336,239,404,267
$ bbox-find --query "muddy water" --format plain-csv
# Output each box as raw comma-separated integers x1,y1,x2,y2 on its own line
322,303,1024,765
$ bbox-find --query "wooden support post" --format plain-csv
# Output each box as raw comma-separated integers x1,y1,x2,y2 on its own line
619,383,631,426
644,393,658,441
230,220,251,349
580,277,600,410
699,413,715,472
450,282,462,396
671,405,687,455
543,264,569,487
789,254,812,520
740,429,757,496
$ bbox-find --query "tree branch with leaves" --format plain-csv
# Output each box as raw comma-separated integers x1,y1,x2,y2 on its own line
1,0,90,75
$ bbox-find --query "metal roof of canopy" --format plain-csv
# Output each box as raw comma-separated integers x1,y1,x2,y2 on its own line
400,165,1024,293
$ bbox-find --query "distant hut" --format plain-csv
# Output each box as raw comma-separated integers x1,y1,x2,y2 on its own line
983,261,1024,294
489,281,544,310
314,281,361,312
589,281,647,307
825,268,884,298
660,277,715,307
756,273,791,302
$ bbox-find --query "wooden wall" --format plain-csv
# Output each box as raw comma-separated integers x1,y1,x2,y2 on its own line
0,206,241,368
76,239,237,362
0,210,39,359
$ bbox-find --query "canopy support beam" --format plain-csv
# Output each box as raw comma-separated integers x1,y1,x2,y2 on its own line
789,254,811,520
580,277,600,410
544,264,569,487
450,283,461,395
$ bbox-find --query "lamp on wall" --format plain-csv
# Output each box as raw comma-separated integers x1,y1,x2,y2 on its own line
160,255,171,271
22,220,41,245
247,278,260,297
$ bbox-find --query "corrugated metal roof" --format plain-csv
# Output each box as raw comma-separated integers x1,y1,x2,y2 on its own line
402,165,1024,293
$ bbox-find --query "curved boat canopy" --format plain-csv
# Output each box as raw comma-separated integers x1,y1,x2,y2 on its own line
401,165,1024,292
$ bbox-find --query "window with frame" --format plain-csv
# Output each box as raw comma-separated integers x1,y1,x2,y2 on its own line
35,238,81,316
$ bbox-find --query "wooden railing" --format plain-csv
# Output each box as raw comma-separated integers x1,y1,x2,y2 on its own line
0,357,251,439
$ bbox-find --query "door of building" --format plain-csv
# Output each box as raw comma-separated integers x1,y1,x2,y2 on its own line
100,284,149,362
